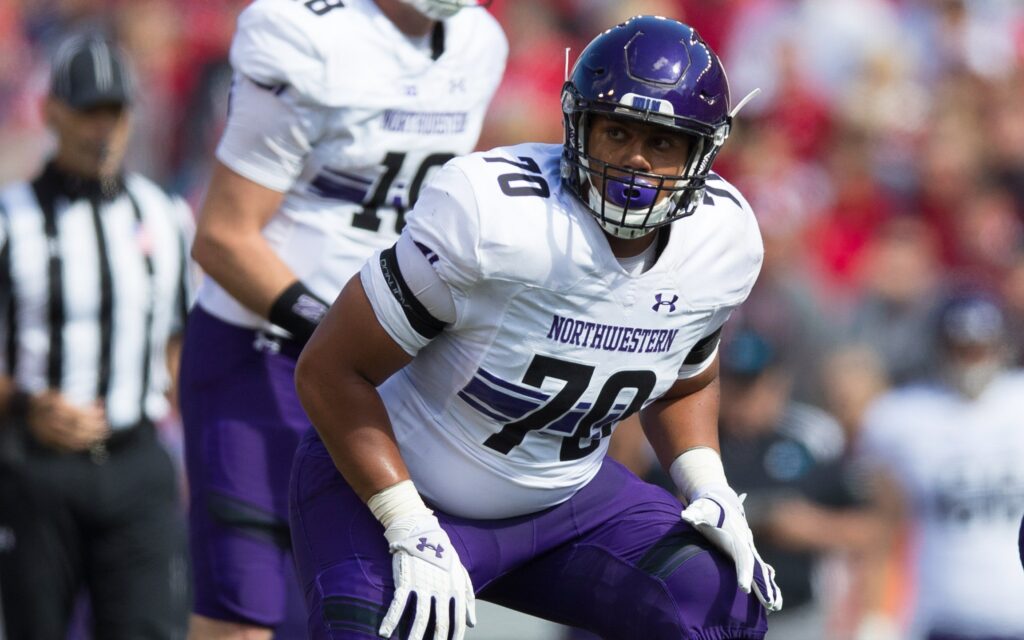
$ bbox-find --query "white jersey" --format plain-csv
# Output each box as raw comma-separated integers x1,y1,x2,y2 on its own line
860,374,1024,638
361,143,763,518
197,0,507,330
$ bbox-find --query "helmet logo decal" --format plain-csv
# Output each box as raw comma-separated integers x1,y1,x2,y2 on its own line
621,93,675,116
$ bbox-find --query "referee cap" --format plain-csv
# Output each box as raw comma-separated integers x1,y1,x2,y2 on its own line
50,35,133,110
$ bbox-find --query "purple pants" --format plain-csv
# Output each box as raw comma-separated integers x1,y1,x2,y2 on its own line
179,306,308,631
289,430,768,640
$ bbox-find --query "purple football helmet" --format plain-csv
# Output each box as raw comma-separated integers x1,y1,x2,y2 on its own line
561,16,732,239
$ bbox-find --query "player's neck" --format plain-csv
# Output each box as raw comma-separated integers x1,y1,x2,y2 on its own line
604,228,661,259
374,0,435,37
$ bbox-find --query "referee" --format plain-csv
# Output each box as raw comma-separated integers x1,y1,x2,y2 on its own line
0,35,191,639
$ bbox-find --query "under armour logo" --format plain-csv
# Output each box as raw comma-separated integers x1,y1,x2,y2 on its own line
450,78,466,93
404,85,417,96
416,537,445,559
652,293,678,313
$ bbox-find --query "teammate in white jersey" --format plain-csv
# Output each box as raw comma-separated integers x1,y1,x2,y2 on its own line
177,0,506,637
860,293,1024,640
291,16,781,640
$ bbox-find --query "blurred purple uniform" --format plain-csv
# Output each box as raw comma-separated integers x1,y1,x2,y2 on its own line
179,306,308,631
289,430,768,639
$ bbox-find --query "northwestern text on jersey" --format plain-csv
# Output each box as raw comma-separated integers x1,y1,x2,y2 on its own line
382,110,468,135
547,315,680,354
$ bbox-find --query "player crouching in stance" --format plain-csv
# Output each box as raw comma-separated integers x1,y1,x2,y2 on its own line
290,16,781,640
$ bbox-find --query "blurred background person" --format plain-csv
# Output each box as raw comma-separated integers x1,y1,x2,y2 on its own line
715,329,886,640
858,292,1024,640
177,0,507,638
840,215,946,386
0,33,192,640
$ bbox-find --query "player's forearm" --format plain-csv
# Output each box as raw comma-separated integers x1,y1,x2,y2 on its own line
295,359,410,501
192,160,296,317
640,373,722,472
192,225,296,317
294,277,417,502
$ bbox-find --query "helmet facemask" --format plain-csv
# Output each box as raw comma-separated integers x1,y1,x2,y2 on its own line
562,89,731,239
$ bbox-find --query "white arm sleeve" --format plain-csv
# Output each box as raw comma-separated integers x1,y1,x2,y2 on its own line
215,75,322,192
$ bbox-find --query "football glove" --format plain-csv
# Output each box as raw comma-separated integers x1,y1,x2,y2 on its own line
680,485,783,613
379,511,476,640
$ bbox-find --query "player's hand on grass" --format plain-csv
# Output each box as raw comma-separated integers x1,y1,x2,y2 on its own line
680,485,783,613
380,511,476,640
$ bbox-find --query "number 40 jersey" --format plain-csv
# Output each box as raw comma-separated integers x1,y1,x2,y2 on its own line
196,0,507,331
361,143,764,519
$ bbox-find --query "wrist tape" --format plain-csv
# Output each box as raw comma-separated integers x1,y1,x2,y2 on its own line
367,480,433,531
669,446,729,505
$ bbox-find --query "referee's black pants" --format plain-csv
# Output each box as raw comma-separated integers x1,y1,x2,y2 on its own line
0,423,189,639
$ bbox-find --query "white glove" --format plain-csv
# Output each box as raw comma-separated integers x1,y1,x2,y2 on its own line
379,511,476,640
680,485,783,613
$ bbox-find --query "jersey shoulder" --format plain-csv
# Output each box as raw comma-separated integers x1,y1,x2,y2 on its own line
229,0,369,101
0,181,41,226
403,143,570,291
665,172,763,309
445,8,508,70
449,143,579,281
125,173,177,205
0,181,30,212
125,174,193,230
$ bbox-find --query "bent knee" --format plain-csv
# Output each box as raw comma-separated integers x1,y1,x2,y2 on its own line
636,530,768,639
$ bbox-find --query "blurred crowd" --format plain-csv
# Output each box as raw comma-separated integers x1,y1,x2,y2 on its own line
3,0,1024,639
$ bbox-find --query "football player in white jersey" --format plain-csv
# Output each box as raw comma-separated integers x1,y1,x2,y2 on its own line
860,293,1024,640
177,0,506,638
290,15,781,640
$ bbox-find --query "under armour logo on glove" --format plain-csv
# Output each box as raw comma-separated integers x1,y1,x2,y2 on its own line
381,512,476,639
416,537,445,559
652,293,678,313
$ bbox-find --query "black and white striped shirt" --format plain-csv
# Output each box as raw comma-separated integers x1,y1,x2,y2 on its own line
0,162,193,431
